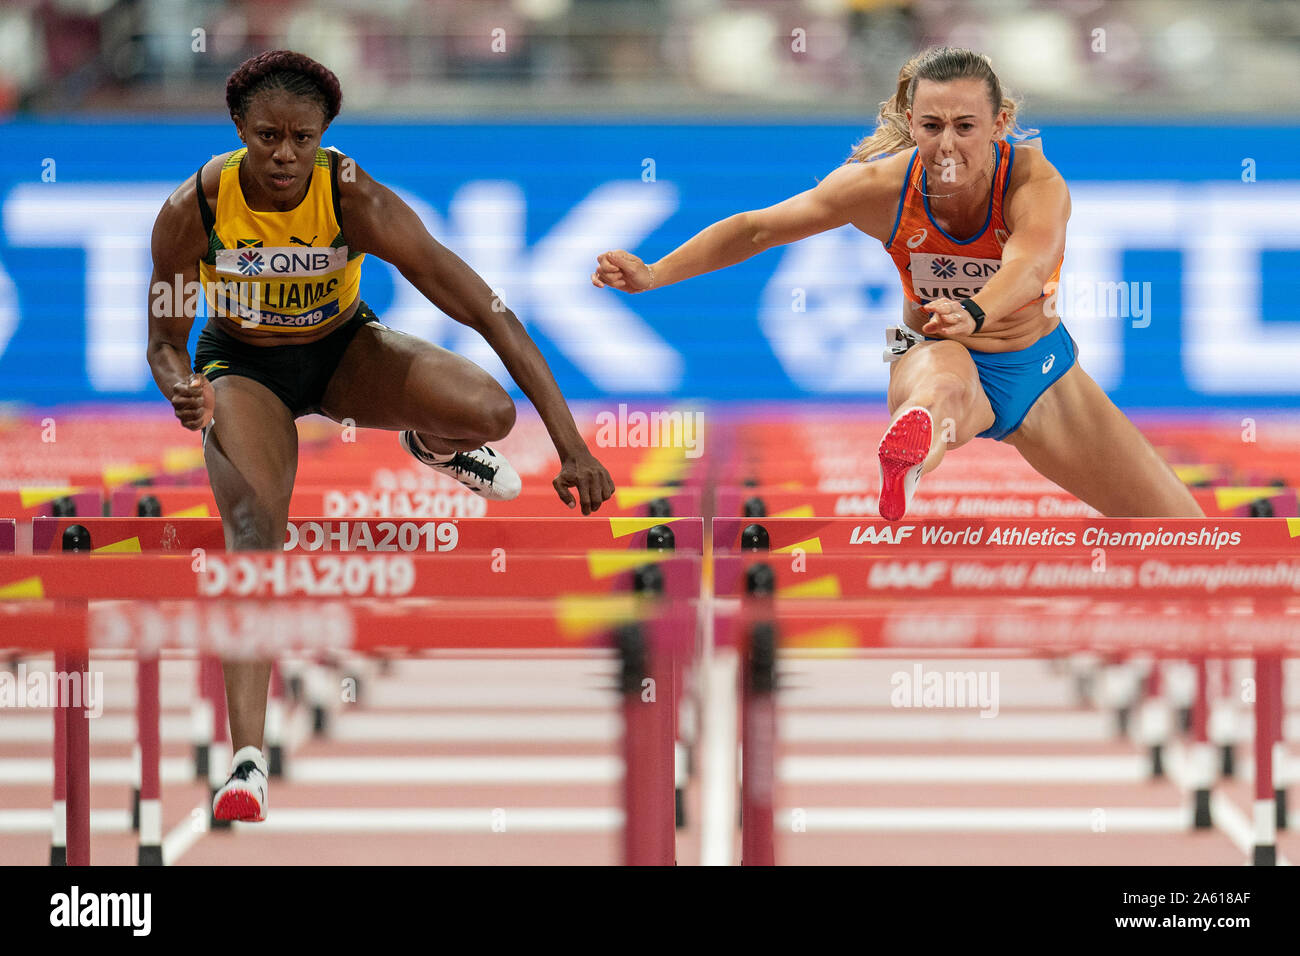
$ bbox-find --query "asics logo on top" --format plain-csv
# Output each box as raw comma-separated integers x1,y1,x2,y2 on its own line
1042,354,1056,374
906,228,929,249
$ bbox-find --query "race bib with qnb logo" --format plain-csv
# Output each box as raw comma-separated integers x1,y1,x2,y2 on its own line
211,246,350,328
214,246,349,278
908,253,1002,303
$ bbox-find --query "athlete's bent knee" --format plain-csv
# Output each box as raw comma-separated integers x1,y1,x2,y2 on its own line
225,500,286,551
903,370,973,419
483,390,516,442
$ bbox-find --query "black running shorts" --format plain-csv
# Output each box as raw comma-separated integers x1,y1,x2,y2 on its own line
193,301,376,418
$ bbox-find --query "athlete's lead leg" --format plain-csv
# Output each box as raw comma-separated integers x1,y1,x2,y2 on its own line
879,340,996,519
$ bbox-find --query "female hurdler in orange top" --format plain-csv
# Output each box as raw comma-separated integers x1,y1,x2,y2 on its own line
593,47,1202,522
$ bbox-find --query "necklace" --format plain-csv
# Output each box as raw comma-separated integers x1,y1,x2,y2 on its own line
914,143,996,200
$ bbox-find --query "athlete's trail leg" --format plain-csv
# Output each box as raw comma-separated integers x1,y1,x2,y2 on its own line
1003,364,1203,517
203,376,300,751
319,323,515,454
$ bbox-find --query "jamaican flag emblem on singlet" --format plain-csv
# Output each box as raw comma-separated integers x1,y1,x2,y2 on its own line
236,239,263,248
202,361,229,375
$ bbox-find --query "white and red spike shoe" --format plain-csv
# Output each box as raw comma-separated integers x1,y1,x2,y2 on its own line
212,746,269,823
877,407,933,522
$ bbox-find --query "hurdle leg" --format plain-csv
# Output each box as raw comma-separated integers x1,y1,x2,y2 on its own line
618,623,675,865
51,650,67,866
740,622,776,866
673,648,687,828
1211,659,1238,778
1271,657,1286,830
65,647,90,866
1099,654,1141,737
1189,656,1213,829
1173,659,1194,734
137,654,163,865
1136,659,1170,779
306,656,333,736
1253,654,1280,865
191,656,213,781
207,656,232,829
266,659,285,778
130,659,144,832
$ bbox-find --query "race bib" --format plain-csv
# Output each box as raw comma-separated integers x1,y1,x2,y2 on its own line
909,253,1002,303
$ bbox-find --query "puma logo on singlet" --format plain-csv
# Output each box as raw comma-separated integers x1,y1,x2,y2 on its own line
289,235,317,246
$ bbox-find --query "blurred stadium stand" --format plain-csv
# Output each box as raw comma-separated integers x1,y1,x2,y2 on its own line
2,0,1299,117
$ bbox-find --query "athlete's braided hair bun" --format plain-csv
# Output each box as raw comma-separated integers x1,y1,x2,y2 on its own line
226,50,342,123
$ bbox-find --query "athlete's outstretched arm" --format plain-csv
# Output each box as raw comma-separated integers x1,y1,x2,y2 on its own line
147,169,216,430
921,153,1070,337
338,161,614,510
592,160,897,292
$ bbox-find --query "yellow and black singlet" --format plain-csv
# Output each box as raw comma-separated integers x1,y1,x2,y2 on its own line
195,147,364,337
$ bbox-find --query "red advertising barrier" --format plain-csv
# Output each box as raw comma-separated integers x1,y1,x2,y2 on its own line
33,516,704,554
713,517,1300,555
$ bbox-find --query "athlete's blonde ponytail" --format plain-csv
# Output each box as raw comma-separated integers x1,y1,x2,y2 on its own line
847,48,1037,164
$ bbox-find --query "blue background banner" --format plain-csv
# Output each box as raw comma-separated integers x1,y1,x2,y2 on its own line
0,121,1297,407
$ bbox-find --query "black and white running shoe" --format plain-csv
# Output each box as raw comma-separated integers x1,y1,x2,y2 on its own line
212,746,269,823
400,430,522,501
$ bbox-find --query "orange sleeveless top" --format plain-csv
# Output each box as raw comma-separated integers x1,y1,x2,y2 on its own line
883,142,1061,307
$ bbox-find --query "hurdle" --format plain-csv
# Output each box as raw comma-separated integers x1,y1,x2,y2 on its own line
719,597,1297,866
31,514,705,830
10,515,703,865
109,484,705,522
714,517,1298,866
0,558,695,866
32,516,705,554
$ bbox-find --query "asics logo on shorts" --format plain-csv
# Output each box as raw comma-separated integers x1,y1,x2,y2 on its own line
1042,354,1056,374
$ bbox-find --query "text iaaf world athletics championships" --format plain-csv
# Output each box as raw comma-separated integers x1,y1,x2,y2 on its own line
850,524,1243,551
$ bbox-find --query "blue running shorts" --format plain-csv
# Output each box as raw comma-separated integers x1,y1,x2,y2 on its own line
924,321,1079,442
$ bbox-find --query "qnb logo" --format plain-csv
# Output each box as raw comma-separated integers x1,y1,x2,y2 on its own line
930,256,957,279
270,252,334,273
50,886,151,936
236,251,264,276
